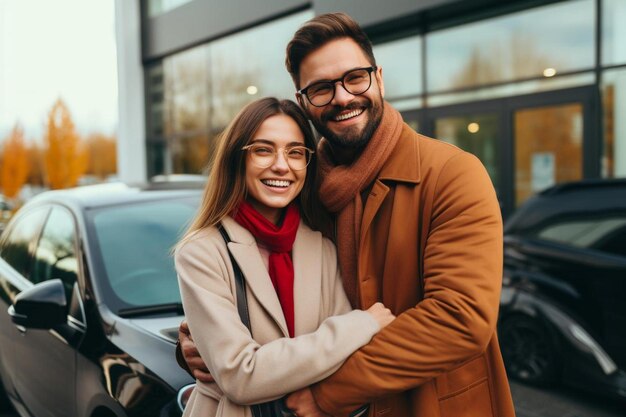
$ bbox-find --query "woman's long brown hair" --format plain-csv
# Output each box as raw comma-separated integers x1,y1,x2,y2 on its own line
180,97,330,243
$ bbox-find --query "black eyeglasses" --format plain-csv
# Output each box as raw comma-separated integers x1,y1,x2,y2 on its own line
298,66,377,107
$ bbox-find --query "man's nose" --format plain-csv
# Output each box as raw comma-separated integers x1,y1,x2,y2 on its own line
330,82,355,107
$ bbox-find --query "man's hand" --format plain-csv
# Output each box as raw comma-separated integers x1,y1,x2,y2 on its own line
285,388,330,417
179,320,214,383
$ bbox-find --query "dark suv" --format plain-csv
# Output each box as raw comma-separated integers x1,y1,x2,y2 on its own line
498,179,626,400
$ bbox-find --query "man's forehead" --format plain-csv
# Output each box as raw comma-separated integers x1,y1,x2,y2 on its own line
298,38,372,85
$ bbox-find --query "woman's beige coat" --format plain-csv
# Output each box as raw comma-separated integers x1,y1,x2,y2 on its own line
175,216,379,417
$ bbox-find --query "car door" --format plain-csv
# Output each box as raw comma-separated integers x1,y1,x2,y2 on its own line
587,220,626,370
9,206,83,417
0,205,49,408
527,207,626,371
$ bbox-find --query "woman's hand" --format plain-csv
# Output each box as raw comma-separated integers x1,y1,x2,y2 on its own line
365,302,395,329
179,320,214,383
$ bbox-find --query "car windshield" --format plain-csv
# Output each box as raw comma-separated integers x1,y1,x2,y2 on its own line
89,196,198,311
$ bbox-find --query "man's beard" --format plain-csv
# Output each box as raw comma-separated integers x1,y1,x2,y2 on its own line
311,94,384,150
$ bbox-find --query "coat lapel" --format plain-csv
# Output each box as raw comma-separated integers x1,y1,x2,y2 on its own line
221,217,289,337
360,124,422,253
291,223,322,335
360,180,389,251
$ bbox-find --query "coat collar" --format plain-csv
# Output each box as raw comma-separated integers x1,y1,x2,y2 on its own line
359,123,422,248
376,123,421,184
220,216,321,337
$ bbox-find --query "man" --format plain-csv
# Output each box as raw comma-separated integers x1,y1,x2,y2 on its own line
179,12,515,417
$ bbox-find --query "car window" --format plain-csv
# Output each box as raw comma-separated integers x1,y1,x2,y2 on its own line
32,207,79,300
90,198,196,308
592,223,626,258
0,207,49,279
535,214,626,258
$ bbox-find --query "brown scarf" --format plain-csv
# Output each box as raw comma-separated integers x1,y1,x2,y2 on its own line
318,102,403,306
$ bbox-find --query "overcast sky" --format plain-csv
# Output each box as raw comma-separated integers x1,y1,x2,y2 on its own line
0,0,118,143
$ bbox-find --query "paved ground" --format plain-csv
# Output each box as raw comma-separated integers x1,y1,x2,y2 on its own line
510,382,625,417
1,381,624,416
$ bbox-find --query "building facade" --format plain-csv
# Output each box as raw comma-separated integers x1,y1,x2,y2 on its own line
115,0,626,216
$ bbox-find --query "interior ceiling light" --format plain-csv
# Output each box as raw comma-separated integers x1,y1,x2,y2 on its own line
543,68,557,77
467,122,480,133
246,85,258,95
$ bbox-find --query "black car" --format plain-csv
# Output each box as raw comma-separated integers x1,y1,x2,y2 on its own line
0,183,200,416
498,179,626,400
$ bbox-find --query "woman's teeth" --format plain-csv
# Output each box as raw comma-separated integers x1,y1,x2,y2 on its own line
262,179,290,188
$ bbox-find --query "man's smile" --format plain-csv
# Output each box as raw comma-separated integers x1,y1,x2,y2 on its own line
334,108,365,122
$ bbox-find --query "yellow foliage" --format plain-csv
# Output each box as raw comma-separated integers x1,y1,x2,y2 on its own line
26,143,45,186
1,123,30,199
43,98,88,189
85,134,117,179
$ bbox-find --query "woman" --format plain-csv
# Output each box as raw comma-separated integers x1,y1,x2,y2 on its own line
175,98,393,417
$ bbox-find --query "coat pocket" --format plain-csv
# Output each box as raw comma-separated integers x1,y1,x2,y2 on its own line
436,355,494,417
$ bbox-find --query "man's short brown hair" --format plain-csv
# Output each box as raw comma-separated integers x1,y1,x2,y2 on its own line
285,12,376,89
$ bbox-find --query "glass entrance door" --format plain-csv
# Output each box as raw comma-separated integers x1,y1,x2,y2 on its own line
435,113,500,191
514,103,584,206
422,86,597,216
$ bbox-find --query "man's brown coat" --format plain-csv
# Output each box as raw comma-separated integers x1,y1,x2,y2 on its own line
312,124,516,417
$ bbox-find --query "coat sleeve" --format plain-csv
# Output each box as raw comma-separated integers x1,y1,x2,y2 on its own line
311,152,504,416
175,234,379,406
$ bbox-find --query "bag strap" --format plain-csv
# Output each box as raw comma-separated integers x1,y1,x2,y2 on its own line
218,223,252,333
218,222,295,417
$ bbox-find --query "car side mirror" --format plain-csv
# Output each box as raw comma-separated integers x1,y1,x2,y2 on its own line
8,279,67,329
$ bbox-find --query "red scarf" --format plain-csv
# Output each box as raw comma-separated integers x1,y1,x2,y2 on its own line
234,201,300,337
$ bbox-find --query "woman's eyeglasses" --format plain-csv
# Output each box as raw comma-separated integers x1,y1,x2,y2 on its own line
242,144,315,171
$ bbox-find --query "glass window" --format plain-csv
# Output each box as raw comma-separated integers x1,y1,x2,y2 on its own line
373,36,422,100
602,0,626,66
0,207,49,279
171,133,211,175
147,0,192,17
163,46,210,137
90,198,197,308
147,141,167,178
435,114,500,191
535,215,626,258
151,11,313,175
209,10,312,131
428,72,595,107
426,0,595,93
146,64,165,139
33,208,79,300
602,68,626,178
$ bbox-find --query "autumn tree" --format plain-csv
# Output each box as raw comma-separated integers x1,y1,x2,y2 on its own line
43,98,88,189
26,142,45,186
84,133,117,179
1,123,30,199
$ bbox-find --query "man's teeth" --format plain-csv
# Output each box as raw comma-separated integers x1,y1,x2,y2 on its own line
335,109,364,121
262,179,290,188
